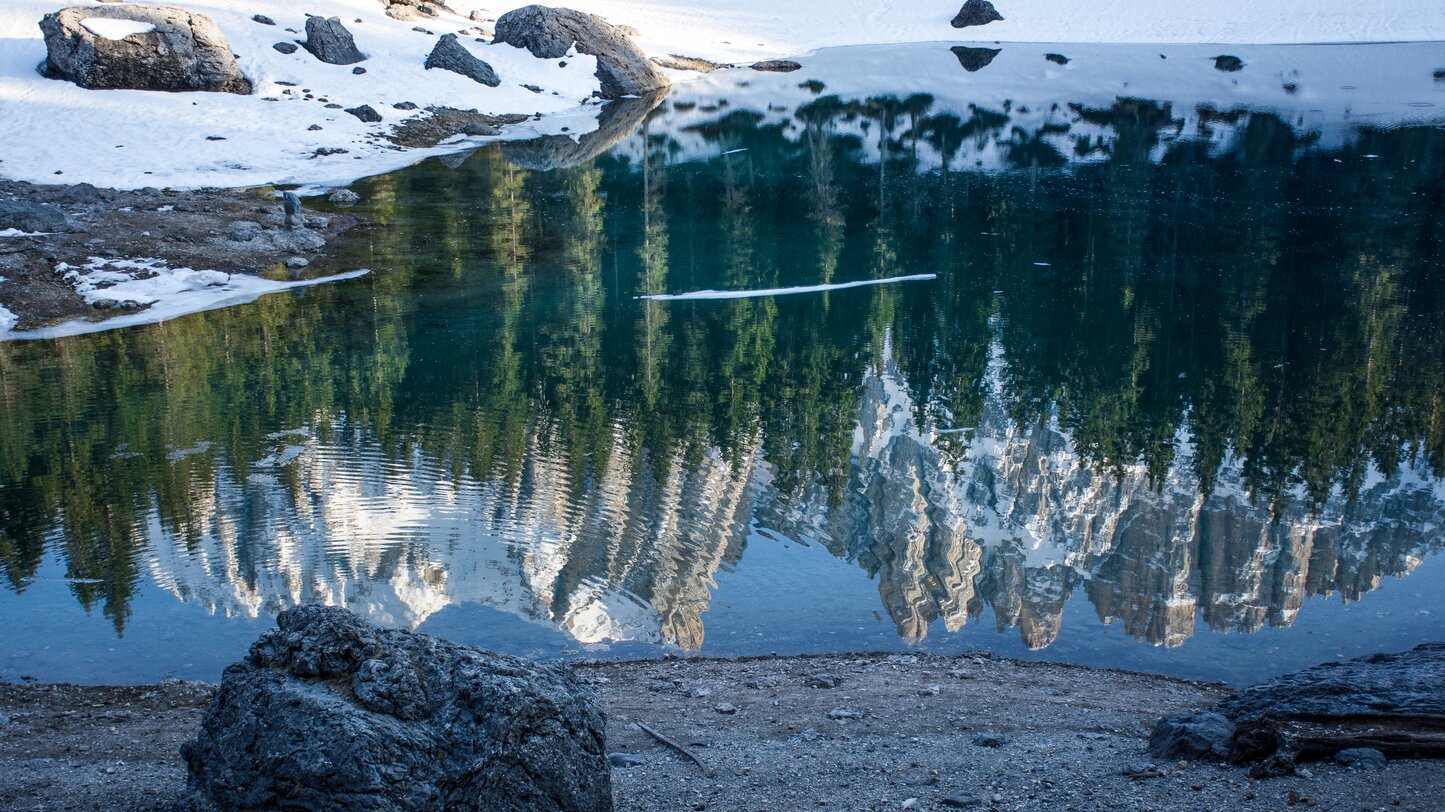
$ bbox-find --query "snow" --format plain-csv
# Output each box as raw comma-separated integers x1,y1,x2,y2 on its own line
78,18,155,40
0,257,371,341
0,229,49,237
639,273,937,300
0,276,14,332
2,1,1442,193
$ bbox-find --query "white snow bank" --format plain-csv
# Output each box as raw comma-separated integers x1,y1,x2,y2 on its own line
0,0,608,191
0,229,50,237
0,276,14,332
78,18,156,40
1,257,371,341
640,274,937,300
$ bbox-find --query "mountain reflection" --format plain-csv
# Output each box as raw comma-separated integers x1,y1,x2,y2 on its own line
1,45,1442,656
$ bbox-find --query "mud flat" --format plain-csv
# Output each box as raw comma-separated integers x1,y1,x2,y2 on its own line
2,652,1442,811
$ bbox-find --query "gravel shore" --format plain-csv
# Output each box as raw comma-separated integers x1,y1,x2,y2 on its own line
2,652,1442,811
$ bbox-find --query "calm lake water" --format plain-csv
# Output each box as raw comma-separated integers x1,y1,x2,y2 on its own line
2,43,1443,685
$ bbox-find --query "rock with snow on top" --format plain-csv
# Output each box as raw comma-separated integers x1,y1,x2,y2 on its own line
39,5,251,94
493,5,670,100
425,34,501,86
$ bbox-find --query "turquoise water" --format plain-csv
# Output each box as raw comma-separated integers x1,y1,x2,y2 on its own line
2,44,1443,685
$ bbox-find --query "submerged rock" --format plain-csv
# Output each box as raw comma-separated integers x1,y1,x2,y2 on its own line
493,5,670,99
39,5,251,94
951,0,1004,29
302,16,366,65
1213,55,1245,72
751,59,802,72
950,45,1001,72
183,605,611,811
425,33,501,86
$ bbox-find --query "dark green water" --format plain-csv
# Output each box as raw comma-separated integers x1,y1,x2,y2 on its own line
3,47,1444,684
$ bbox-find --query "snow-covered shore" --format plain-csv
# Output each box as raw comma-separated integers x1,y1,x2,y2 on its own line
1,1,1443,193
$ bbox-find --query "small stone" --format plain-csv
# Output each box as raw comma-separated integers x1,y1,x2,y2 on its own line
688,686,713,699
273,42,298,55
809,673,838,689
307,124,323,131
607,752,646,768
1045,53,1070,65
714,702,738,715
92,298,117,310
951,0,1004,28
1335,747,1387,770
352,66,367,75
918,684,940,696
901,799,918,809
253,14,276,25
971,734,1006,748
227,221,261,242
327,189,361,205
392,101,418,110
750,59,801,72
828,708,861,720
941,794,982,808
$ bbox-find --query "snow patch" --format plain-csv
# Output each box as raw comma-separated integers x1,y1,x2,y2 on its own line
640,273,936,300
79,18,157,41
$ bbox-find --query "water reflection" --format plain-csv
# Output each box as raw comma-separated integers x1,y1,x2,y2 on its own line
1,43,1442,667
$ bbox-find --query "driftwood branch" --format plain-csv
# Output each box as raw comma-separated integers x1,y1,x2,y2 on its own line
635,720,713,777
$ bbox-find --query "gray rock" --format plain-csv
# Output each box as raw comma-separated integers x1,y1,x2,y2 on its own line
283,256,310,269
1335,747,1387,770
608,752,647,768
951,0,1004,28
272,41,298,54
57,182,102,205
1147,711,1234,761
1213,55,1245,72
226,221,261,242
346,104,383,123
266,228,326,253
352,66,367,75
461,121,501,136
750,59,801,72
827,708,861,720
302,16,366,65
714,702,738,715
971,733,1006,748
393,100,419,110
809,673,839,689
182,605,611,812
92,298,117,310
426,33,500,86
281,191,302,228
493,5,670,100
1218,643,1445,721
951,45,1001,72
1045,52,1070,65
0,199,73,233
941,794,982,808
252,14,275,26
327,189,361,205
39,5,251,94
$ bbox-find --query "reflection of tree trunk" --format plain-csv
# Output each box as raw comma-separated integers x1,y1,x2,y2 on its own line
502,90,670,170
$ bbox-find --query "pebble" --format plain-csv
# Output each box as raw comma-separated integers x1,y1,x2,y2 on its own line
284,257,310,269
971,734,1006,748
1335,747,1387,771
809,673,839,689
941,794,981,808
714,702,738,715
828,708,862,720
607,752,646,768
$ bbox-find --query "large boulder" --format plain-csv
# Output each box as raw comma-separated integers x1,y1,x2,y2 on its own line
182,605,612,811
493,5,669,100
1150,643,1445,774
0,199,74,233
302,16,367,65
425,33,500,86
38,5,251,94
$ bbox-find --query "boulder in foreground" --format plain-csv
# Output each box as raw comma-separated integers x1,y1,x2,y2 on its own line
493,5,670,100
1151,643,1445,775
182,605,611,811
302,15,367,65
38,5,250,94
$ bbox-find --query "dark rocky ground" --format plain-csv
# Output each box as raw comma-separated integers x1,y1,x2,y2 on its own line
0,180,360,330
2,653,1442,811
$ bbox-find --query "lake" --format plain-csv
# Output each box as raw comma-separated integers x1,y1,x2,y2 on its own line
2,42,1442,685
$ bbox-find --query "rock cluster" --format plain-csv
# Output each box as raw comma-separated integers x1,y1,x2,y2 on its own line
493,5,670,99
39,5,251,94
182,605,611,811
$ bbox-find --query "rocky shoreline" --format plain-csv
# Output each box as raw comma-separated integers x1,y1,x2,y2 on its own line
2,652,1442,812
0,179,362,333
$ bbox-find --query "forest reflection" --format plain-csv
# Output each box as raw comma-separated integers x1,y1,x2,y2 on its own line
1,81,1442,657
